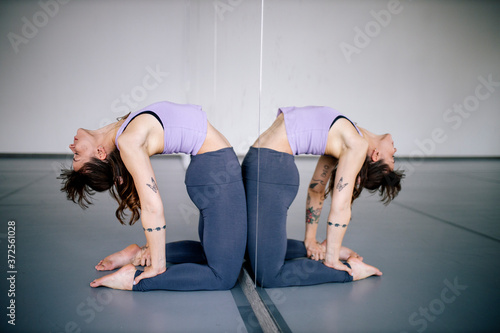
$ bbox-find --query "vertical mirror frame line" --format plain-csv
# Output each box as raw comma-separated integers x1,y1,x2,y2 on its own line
255,0,265,287
213,2,218,110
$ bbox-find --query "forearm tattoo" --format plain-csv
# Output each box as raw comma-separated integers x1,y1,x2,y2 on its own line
143,225,166,232
309,178,325,189
146,177,158,193
336,177,348,192
309,164,329,191
306,207,321,224
327,221,347,228
321,164,330,178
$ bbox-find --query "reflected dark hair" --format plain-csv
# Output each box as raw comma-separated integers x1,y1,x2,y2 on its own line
326,158,405,204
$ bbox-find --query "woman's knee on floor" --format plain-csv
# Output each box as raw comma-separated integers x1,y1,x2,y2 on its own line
211,265,242,290
254,267,290,288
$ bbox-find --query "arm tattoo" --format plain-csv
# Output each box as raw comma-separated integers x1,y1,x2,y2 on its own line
146,177,158,193
306,207,321,224
143,225,166,232
320,165,330,178
336,177,349,192
311,178,325,187
327,222,347,228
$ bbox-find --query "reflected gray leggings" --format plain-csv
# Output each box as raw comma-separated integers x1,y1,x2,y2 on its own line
242,147,352,288
133,147,247,291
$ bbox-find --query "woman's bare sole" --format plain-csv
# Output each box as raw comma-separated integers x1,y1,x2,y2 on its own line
90,264,136,290
95,244,142,271
348,257,382,281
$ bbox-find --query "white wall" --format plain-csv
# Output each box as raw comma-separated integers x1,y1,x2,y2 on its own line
260,0,500,157
0,0,261,155
1,0,499,156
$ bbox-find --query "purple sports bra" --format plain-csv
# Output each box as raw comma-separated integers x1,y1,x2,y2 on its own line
277,106,362,155
115,101,207,155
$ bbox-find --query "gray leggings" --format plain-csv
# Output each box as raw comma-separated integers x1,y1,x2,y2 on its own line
133,147,247,291
242,147,352,288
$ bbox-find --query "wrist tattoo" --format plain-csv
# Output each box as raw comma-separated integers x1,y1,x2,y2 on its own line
327,221,347,228
143,225,166,232
146,177,158,193
336,177,348,192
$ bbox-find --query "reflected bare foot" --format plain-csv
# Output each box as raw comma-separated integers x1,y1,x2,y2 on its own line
348,257,382,281
90,264,136,290
95,244,141,271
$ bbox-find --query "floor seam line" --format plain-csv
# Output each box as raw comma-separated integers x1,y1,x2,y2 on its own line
237,268,281,333
447,171,500,184
393,201,500,243
0,171,53,201
231,275,264,333
254,287,292,333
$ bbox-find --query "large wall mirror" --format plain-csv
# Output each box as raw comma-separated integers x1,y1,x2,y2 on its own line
255,0,500,331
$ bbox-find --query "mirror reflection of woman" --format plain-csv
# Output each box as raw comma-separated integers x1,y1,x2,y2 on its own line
242,106,404,287
60,101,247,291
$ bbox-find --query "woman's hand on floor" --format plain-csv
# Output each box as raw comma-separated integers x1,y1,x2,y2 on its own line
305,238,326,261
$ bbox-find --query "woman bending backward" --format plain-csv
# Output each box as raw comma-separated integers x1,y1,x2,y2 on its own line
242,106,404,287
60,101,247,291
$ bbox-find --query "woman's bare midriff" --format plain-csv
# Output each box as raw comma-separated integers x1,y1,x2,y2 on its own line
251,113,293,154
197,121,232,154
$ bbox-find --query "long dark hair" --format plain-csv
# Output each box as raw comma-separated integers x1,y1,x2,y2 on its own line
59,114,141,225
326,158,404,204
59,149,141,225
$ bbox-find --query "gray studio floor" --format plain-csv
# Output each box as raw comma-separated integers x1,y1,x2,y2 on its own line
0,155,499,333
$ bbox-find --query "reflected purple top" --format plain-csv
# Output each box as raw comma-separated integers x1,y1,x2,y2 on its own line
115,101,207,155
277,106,362,155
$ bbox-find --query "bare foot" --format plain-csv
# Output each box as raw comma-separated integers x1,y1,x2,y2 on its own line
95,244,142,271
320,241,363,261
90,264,136,290
348,257,382,281
339,246,363,261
